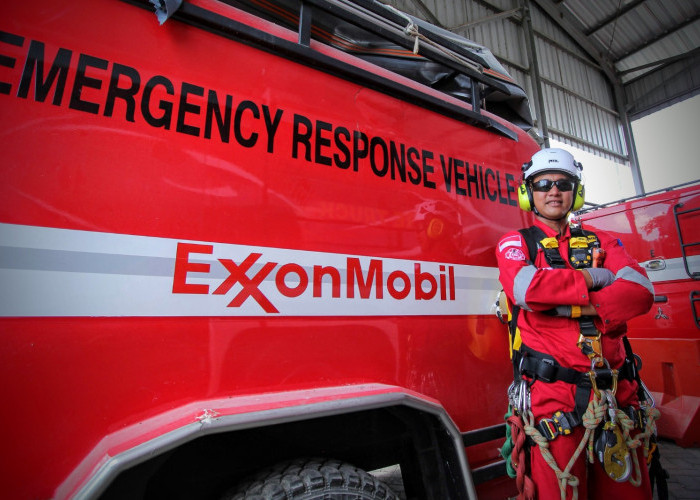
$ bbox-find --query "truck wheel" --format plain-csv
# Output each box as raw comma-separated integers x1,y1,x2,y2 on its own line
222,458,401,499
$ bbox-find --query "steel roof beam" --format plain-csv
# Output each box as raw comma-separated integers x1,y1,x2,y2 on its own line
530,0,616,82
614,14,700,64
405,0,444,27
584,0,648,37
619,46,700,77
450,7,523,31
527,0,648,194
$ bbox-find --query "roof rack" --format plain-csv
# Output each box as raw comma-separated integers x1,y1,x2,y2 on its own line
218,0,532,134
575,179,700,215
138,0,532,138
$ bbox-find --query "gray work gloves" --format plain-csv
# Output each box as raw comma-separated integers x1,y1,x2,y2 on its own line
585,267,615,290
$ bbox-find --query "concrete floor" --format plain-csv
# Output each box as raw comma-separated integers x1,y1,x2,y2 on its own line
371,439,700,499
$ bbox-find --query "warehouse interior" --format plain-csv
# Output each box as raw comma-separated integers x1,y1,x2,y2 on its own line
383,0,700,198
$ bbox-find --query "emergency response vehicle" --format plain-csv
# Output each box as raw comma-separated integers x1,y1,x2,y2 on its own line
577,182,700,448
0,0,541,498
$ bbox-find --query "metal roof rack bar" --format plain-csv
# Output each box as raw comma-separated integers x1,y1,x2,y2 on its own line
299,0,513,97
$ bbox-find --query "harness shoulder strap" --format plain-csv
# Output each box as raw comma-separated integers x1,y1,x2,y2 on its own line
509,227,546,378
519,226,569,268
517,226,545,264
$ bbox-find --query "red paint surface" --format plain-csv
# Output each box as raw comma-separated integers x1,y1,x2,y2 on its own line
0,0,539,497
580,185,700,446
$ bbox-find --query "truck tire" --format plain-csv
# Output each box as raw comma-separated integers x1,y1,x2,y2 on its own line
222,458,401,500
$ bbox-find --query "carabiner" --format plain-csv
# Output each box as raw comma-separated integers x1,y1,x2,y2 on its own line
610,368,619,396
588,369,601,398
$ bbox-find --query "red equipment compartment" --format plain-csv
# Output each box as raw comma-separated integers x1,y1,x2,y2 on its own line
578,184,700,447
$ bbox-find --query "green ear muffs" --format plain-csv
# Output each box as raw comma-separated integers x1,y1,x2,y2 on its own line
572,182,585,211
518,183,533,212
518,181,585,213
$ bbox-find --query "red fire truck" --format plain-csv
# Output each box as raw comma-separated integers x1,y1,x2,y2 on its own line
577,182,700,448
0,0,540,498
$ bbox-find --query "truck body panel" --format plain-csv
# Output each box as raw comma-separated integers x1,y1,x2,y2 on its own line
0,0,539,497
578,183,700,447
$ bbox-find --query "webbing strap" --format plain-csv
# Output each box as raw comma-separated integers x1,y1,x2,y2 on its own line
535,404,645,441
517,226,542,266
519,344,637,387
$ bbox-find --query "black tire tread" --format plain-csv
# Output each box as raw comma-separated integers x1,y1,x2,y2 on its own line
222,458,401,500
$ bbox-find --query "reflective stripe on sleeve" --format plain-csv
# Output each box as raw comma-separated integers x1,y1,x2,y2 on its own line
616,266,655,295
513,265,537,311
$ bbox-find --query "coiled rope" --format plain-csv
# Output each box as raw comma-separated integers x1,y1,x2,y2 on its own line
505,407,536,500
521,396,660,499
523,394,606,500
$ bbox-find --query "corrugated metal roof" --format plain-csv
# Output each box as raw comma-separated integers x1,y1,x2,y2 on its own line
564,0,700,86
383,0,699,167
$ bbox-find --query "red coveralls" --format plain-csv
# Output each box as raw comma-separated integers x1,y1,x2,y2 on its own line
496,219,655,499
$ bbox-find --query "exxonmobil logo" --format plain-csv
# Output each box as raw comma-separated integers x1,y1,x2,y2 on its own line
173,243,456,314
1,223,499,317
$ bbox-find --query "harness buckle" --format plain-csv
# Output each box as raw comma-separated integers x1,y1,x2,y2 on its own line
537,411,575,441
578,332,603,367
536,357,557,383
538,418,558,440
552,410,573,436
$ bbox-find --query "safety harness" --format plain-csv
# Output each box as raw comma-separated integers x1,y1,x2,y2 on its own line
507,225,644,435
519,344,643,440
500,224,667,499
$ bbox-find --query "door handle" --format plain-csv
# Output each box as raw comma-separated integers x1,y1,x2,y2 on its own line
641,258,666,271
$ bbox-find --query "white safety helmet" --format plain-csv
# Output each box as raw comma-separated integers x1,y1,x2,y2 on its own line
522,148,582,181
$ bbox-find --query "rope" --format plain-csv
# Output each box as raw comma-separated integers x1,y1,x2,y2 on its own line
501,408,516,477
524,394,606,500
506,410,536,500
613,405,661,487
524,392,660,499
382,4,483,72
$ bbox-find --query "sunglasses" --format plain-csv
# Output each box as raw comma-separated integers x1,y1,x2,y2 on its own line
530,179,575,192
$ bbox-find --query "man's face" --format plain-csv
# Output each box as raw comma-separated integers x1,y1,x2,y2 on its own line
531,172,575,220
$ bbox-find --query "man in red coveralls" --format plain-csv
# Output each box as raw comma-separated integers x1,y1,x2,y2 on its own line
496,148,655,499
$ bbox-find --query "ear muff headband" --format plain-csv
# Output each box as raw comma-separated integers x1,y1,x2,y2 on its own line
519,161,534,212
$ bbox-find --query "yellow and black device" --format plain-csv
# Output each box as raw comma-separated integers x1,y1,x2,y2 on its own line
569,233,600,269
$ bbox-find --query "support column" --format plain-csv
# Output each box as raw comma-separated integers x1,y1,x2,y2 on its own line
613,82,645,195
521,0,549,147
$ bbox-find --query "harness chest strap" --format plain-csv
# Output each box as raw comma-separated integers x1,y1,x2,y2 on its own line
518,225,605,363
